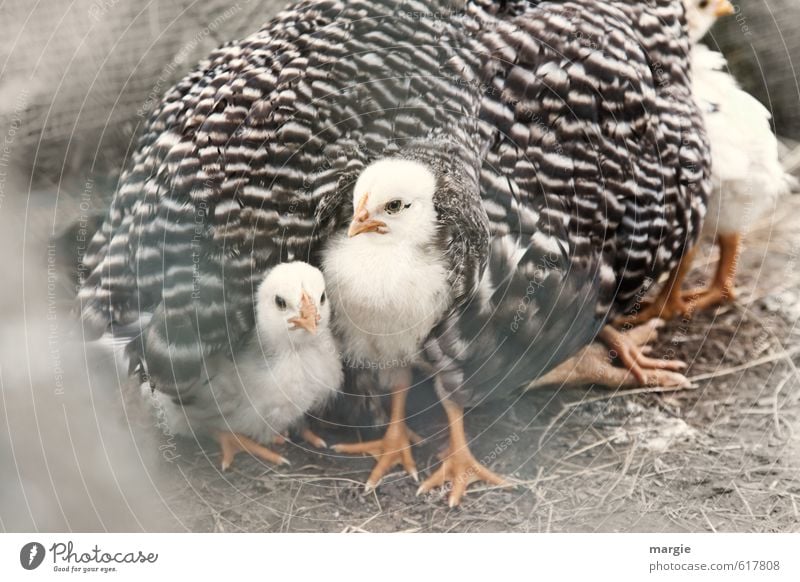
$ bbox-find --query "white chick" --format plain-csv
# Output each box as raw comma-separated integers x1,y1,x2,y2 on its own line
153,262,342,469
619,0,796,323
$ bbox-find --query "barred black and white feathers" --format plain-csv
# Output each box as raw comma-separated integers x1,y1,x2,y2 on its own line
78,0,491,395
422,0,710,406
78,0,710,404
479,0,708,310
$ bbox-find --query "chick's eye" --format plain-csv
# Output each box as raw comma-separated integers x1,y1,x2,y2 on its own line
320,292,326,305
384,199,405,214
275,296,287,310
699,0,709,7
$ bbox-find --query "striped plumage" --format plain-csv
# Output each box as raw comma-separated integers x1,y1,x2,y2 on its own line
79,0,489,393
78,0,709,411
426,0,710,406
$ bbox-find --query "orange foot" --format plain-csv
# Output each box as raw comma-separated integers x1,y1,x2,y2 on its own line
273,428,327,448
679,232,740,313
615,293,691,327
597,321,689,387
417,445,507,508
615,247,697,327
215,430,289,471
681,283,734,313
300,427,328,449
417,399,509,507
331,421,418,491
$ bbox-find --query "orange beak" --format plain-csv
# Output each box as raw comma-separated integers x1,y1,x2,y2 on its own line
715,0,734,17
348,192,387,237
287,291,320,334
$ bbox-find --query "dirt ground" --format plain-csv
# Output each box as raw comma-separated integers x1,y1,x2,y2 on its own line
141,197,800,533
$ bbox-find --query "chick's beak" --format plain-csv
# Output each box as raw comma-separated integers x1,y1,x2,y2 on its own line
715,0,735,17
348,192,387,237
288,291,320,334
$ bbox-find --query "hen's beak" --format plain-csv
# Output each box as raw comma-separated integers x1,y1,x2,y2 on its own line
348,192,387,237
715,0,735,17
288,291,320,334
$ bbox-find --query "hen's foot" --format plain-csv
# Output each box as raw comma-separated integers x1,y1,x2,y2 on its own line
598,323,687,387
529,320,690,390
615,294,691,327
682,232,741,313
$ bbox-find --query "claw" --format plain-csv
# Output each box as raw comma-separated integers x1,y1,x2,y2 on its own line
417,399,510,507
333,385,418,490
528,320,691,391
599,325,687,387
300,427,327,449
215,431,289,470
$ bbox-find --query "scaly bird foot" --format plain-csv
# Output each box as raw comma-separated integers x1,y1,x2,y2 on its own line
417,445,509,508
300,427,328,449
681,231,740,314
681,284,734,313
215,430,289,471
599,322,687,387
614,295,691,327
331,422,419,491
529,320,690,390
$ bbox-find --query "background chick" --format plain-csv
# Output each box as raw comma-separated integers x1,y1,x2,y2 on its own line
619,0,797,324
688,46,797,308
687,0,797,309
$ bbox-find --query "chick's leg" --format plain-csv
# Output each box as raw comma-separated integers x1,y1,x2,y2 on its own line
614,246,697,326
417,398,508,507
331,371,418,491
682,232,740,311
214,431,289,471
